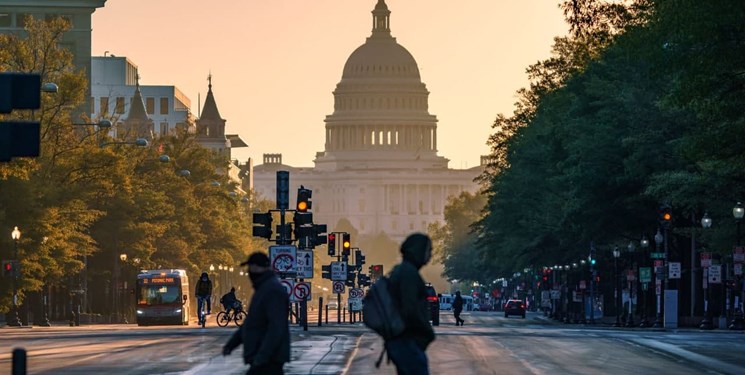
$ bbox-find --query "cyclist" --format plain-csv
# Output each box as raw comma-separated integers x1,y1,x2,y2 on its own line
220,287,242,314
195,272,213,322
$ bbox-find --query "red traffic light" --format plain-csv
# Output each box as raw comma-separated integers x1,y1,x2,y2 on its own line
3,262,11,271
373,265,381,271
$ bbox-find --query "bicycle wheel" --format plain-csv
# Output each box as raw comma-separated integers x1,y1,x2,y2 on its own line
216,311,230,327
233,310,246,327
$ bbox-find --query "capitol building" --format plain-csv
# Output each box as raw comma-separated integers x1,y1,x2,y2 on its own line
253,0,486,244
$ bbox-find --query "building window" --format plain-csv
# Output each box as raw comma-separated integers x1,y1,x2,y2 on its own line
115,97,125,114
146,97,154,114
0,13,11,27
159,98,168,114
100,97,109,115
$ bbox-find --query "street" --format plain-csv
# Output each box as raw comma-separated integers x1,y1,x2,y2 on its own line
2,311,745,374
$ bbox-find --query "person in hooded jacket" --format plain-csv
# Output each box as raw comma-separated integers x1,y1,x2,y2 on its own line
195,272,213,318
452,291,465,326
223,252,290,375
387,232,436,375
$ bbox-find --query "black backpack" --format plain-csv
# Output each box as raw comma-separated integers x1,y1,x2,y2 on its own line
363,276,405,367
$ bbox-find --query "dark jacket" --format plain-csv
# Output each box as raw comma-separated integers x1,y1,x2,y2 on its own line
224,271,290,366
453,294,464,312
195,274,212,297
221,291,238,306
388,234,436,350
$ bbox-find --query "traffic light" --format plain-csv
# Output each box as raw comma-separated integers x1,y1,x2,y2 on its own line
252,212,273,239
1,73,42,162
342,233,351,256
370,264,383,280
276,223,292,241
327,233,336,256
355,249,365,267
312,224,327,247
2,260,12,277
321,265,331,280
296,186,312,212
346,269,356,287
659,204,673,229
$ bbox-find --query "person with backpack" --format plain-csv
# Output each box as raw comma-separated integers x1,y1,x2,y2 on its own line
452,291,465,326
195,272,213,317
386,232,436,375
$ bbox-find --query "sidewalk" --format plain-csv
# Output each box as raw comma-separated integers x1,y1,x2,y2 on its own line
534,314,745,333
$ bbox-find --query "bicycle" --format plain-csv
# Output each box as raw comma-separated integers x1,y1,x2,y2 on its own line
217,304,246,327
197,295,210,328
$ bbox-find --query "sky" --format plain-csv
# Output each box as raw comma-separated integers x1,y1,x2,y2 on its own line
91,0,568,169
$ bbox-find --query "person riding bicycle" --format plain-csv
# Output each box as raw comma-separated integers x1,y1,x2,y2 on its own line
220,287,242,314
195,272,213,319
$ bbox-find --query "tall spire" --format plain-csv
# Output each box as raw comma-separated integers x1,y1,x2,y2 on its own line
127,71,149,122
201,72,222,121
371,0,391,37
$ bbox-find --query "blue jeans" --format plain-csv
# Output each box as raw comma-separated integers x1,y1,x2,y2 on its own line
197,296,211,320
386,337,429,375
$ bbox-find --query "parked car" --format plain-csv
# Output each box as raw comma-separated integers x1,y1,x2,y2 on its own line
425,284,440,326
327,300,339,310
504,299,526,318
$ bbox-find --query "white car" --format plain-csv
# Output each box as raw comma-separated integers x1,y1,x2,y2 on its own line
327,301,339,310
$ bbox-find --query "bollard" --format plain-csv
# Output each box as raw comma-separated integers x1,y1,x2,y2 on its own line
12,348,26,375
325,305,329,325
343,307,346,323
318,297,323,327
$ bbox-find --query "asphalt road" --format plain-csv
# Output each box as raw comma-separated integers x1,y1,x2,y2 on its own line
2,311,744,374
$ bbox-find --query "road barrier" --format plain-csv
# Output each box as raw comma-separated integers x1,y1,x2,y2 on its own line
12,348,26,375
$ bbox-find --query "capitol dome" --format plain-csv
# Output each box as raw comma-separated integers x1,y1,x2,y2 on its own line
342,37,421,81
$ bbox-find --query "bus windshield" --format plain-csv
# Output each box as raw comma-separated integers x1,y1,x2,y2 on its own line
137,284,182,306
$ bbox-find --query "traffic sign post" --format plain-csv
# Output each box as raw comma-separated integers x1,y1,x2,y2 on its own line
668,262,681,279
331,261,347,281
270,245,297,275
701,252,712,268
292,282,311,302
296,250,313,278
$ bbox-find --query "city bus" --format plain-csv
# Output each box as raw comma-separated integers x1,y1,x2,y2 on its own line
136,269,190,326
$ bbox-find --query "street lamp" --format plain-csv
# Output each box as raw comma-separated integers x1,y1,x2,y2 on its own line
613,246,621,327
9,226,22,326
626,242,636,327
639,235,650,327
700,213,714,330
653,229,664,327
730,202,744,330
100,137,149,148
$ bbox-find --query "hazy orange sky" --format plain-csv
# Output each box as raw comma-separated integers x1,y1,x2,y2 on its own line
92,0,568,169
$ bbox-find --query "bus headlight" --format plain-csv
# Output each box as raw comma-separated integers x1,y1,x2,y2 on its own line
136,310,144,315
175,309,182,314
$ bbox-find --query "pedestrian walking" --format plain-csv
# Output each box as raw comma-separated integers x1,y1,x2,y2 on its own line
223,252,290,375
453,291,465,326
386,232,436,375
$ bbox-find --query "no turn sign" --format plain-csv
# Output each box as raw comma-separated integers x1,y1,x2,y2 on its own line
332,281,345,294
292,282,311,302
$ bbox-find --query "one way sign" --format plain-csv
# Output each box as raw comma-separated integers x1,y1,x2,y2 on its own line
296,250,313,278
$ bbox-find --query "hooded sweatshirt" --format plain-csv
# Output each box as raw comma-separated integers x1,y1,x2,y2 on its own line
388,233,436,350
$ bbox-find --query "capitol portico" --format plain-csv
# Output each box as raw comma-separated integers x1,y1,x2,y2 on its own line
253,0,485,243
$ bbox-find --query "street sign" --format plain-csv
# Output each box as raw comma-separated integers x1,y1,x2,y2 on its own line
668,262,681,279
651,252,666,259
735,263,743,276
270,245,297,274
349,288,364,311
626,270,636,281
349,288,365,299
550,290,560,300
579,280,586,290
280,279,293,297
708,265,722,284
639,267,652,283
332,281,345,294
349,298,362,311
331,261,347,281
296,250,313,278
701,252,712,268
734,246,745,263
292,282,311,302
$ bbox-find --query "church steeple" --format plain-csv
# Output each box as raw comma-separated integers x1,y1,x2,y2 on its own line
200,72,223,121
122,72,153,140
371,0,391,38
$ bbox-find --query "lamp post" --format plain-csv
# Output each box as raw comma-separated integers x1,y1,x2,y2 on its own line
639,236,650,327
730,202,744,330
613,246,621,327
700,213,713,329
626,242,636,327
9,227,22,326
119,253,129,324
653,229,664,327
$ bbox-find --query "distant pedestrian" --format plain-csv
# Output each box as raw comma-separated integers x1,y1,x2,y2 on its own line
195,272,213,316
387,233,436,375
223,252,290,375
453,291,465,326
